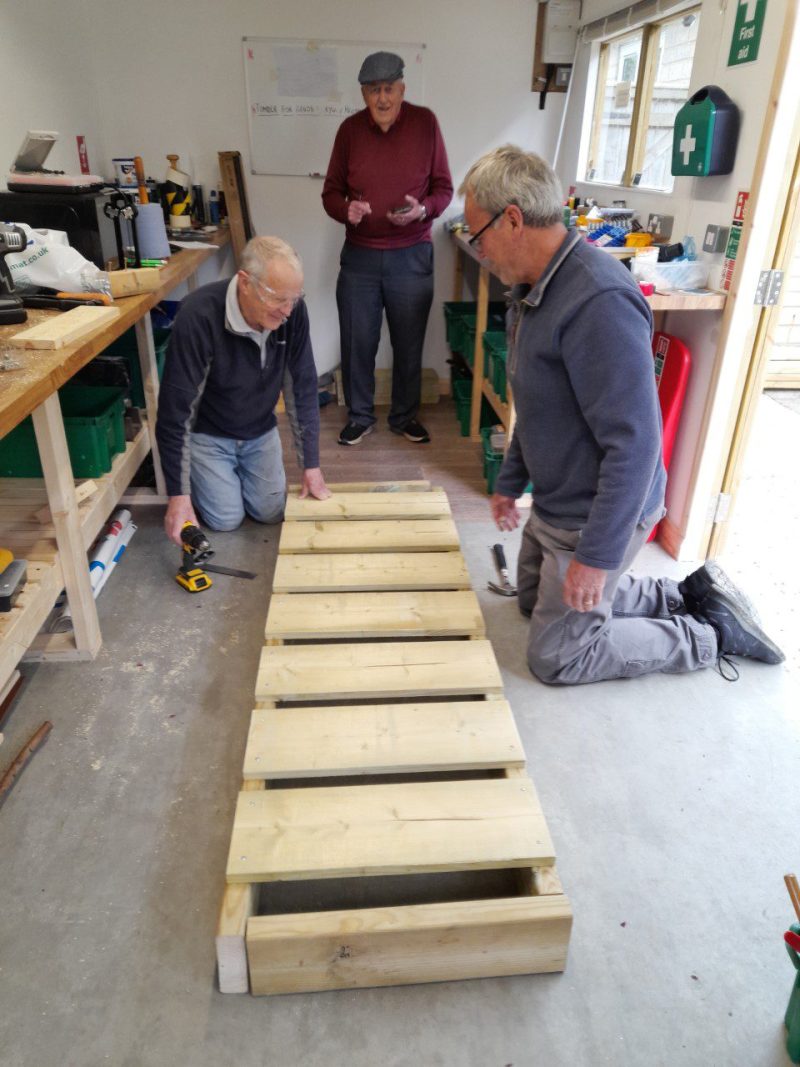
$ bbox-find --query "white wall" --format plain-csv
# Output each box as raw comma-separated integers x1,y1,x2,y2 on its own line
0,4,106,185
62,0,565,378
554,0,791,541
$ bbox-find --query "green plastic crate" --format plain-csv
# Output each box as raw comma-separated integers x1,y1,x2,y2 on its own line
452,380,496,437
483,331,508,401
443,301,476,349
481,425,505,493
102,324,171,408
455,310,507,367
0,385,126,479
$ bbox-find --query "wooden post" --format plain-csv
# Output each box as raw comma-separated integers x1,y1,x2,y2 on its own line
31,394,101,658
134,315,167,497
469,265,489,440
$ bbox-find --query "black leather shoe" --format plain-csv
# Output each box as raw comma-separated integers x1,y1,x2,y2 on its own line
688,567,784,665
390,419,430,443
679,561,760,620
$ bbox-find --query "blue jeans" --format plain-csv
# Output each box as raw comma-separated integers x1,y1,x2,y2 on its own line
189,428,286,531
336,241,434,428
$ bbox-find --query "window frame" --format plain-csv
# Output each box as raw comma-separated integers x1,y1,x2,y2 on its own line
585,6,701,192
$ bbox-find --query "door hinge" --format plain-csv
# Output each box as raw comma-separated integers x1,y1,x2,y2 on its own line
710,492,732,524
754,270,784,306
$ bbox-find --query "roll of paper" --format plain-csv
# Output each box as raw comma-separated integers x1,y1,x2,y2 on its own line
136,203,171,259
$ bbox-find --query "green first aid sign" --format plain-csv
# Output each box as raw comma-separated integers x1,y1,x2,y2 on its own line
672,106,712,176
728,0,766,66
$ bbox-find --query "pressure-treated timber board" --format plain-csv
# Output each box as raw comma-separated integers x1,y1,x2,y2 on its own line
284,491,450,522
256,639,504,703
279,518,460,554
9,305,120,349
265,590,485,640
227,777,554,884
287,480,432,494
246,894,572,995
243,700,525,779
272,551,470,593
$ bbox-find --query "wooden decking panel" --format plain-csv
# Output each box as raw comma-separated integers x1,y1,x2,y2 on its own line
226,777,554,883
272,551,470,592
256,639,504,702
247,894,572,995
284,491,450,522
243,699,525,779
265,590,485,640
279,518,460,554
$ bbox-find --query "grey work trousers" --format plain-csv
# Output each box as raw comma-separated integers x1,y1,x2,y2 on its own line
518,509,717,685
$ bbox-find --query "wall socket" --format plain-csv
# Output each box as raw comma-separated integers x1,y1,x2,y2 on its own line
647,213,674,239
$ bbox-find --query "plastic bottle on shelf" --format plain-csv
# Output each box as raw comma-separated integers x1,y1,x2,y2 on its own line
208,189,220,225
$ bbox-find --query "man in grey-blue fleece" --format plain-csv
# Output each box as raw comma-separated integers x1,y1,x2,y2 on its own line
460,146,783,684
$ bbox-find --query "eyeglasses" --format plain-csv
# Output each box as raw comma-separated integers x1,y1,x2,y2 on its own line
468,210,504,249
248,274,305,309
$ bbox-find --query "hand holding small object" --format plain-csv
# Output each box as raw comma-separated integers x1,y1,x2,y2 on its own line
387,195,425,226
348,200,372,225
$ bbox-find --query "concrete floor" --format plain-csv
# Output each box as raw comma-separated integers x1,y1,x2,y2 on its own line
0,398,798,1067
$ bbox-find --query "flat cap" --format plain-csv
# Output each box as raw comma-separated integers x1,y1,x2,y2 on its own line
358,51,404,84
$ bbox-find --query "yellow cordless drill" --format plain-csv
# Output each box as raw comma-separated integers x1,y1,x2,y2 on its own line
176,522,214,593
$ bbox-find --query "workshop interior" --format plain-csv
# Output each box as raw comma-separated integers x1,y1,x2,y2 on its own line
1,2,799,1065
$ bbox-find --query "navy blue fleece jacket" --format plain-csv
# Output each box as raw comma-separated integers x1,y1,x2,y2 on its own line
156,279,320,497
496,231,666,570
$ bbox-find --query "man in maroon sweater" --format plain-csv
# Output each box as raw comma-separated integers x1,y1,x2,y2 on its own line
322,51,453,445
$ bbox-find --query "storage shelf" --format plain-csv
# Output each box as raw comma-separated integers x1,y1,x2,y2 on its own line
0,425,151,687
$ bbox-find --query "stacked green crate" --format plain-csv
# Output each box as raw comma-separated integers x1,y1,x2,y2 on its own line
452,380,496,437
483,332,508,401
0,386,127,478
102,325,172,408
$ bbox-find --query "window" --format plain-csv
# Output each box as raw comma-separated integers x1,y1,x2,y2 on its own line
585,8,701,192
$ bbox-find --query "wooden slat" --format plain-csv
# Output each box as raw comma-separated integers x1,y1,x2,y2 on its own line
246,894,572,995
279,518,460,554
284,491,450,522
288,480,431,493
272,551,470,592
256,639,504,702
243,699,525,779
265,590,485,640
9,306,120,349
216,779,264,994
227,777,554,884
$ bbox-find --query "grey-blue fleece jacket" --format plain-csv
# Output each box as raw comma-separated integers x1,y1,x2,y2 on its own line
156,280,320,498
495,230,666,570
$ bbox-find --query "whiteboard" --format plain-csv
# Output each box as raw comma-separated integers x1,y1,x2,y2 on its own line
243,38,426,177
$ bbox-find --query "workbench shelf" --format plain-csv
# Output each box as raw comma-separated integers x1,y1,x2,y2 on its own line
449,229,728,442
0,231,231,689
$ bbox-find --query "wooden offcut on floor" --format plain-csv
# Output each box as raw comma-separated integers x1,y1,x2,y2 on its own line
216,480,571,996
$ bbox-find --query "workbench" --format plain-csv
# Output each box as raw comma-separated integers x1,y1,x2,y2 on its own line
450,230,727,441
0,230,230,691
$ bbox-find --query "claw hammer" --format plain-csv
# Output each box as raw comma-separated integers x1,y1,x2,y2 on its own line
488,543,517,596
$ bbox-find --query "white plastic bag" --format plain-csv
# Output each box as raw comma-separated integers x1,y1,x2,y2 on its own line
3,223,110,294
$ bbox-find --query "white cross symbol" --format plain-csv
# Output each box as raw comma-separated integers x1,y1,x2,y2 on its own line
679,125,696,166
740,0,758,21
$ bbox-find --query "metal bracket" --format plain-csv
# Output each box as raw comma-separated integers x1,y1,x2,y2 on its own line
754,270,784,306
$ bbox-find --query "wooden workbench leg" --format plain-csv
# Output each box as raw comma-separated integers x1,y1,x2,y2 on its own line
134,315,168,497
32,394,101,658
470,265,489,440
453,247,464,301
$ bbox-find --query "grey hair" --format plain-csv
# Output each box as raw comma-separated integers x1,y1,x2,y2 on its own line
240,236,302,279
459,145,564,228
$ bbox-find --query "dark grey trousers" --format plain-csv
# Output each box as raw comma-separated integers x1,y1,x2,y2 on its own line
336,241,434,429
518,509,717,685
